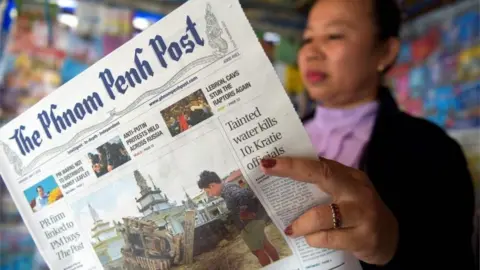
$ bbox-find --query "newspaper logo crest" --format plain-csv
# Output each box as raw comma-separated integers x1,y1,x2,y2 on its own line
0,141,24,175
0,2,229,176
205,3,228,57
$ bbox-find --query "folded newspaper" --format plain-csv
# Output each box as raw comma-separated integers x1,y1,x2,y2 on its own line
0,0,362,269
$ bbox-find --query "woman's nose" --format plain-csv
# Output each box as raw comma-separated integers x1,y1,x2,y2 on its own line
304,42,325,61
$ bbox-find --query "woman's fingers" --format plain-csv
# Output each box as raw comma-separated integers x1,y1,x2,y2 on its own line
288,202,359,237
304,228,361,251
261,157,353,196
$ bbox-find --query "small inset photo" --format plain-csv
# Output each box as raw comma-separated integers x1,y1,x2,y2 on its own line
161,89,214,137
87,136,131,178
24,175,63,213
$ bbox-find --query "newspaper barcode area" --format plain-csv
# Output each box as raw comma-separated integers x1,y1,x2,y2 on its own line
0,0,362,269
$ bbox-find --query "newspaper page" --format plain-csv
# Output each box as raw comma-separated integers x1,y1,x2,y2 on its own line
0,0,362,269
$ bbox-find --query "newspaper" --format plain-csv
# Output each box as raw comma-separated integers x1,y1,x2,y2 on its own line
0,0,362,269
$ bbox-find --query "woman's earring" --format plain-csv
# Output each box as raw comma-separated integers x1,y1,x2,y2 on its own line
377,65,384,72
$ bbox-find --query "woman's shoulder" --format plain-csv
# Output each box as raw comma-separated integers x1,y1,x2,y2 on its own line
393,112,454,140
384,111,465,159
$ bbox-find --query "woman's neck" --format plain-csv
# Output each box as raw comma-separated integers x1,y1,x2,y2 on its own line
320,83,379,109
319,80,381,110
320,95,377,110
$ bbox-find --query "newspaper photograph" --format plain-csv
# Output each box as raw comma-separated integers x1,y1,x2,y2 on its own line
69,130,293,269
87,136,132,178
0,0,362,269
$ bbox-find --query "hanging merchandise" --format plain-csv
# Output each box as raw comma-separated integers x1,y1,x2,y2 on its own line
0,0,9,58
285,65,303,95
99,5,133,55
75,1,101,37
391,72,424,117
60,33,102,83
260,40,275,62
457,45,480,82
435,50,458,85
411,28,440,63
454,81,480,129
424,85,457,128
60,1,104,83
454,10,480,47
273,61,286,86
274,37,300,66
284,64,314,118
59,2,134,84
0,3,65,119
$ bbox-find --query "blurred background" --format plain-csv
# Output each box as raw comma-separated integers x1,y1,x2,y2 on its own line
0,0,478,269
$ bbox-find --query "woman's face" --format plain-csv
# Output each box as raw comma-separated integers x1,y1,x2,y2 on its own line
298,0,398,107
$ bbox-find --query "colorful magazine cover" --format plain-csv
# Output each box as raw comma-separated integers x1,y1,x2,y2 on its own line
454,81,480,129
424,85,457,128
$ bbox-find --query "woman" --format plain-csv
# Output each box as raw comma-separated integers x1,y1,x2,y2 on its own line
261,0,475,269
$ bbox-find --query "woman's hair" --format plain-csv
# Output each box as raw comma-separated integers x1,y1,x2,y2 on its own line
373,0,402,42
372,0,402,73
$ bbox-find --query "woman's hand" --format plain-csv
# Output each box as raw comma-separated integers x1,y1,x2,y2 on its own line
260,157,398,266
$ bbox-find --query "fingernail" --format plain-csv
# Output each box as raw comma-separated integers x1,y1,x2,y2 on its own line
284,225,293,236
261,158,277,169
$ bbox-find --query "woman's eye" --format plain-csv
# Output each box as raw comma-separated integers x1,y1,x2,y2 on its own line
301,38,312,46
328,34,344,40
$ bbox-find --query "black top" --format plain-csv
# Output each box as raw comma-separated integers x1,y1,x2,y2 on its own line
302,87,476,270
220,183,267,229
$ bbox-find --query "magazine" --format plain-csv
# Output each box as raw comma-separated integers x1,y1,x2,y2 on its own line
0,0,362,269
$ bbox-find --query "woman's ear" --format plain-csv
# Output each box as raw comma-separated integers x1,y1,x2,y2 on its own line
377,37,400,72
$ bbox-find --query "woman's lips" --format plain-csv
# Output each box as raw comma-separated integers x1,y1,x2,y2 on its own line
305,71,327,83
